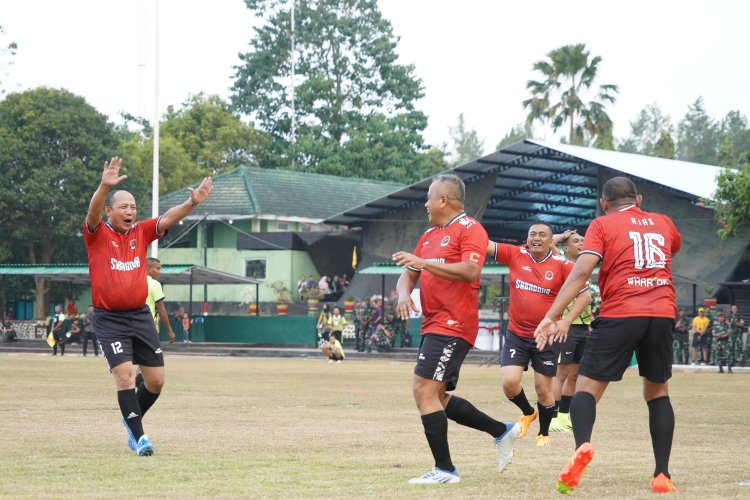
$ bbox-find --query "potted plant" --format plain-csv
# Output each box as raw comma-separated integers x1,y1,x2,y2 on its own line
267,280,290,315
343,296,356,317
240,286,257,316
302,287,325,316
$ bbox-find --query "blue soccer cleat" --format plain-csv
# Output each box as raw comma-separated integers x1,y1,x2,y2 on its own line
495,422,521,472
121,417,137,451
136,435,154,456
407,467,460,484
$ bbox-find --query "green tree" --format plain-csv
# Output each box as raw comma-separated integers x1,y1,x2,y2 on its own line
0,25,17,95
0,87,122,318
719,110,750,162
448,113,484,165
496,123,533,150
653,130,676,159
523,43,619,146
676,97,718,164
714,160,750,238
231,0,433,182
618,103,673,155
161,93,269,175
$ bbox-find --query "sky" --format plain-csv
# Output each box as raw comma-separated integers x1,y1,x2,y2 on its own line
2,0,749,157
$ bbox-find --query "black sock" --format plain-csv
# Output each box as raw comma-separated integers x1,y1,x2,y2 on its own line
421,410,453,472
570,391,596,448
445,396,507,438
553,399,561,418
117,389,144,441
508,388,535,415
559,395,573,414
648,396,674,478
136,382,160,417
538,401,556,436
135,372,144,388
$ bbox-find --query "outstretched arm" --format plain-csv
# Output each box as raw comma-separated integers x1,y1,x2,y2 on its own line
86,157,127,231
158,177,214,232
392,251,481,283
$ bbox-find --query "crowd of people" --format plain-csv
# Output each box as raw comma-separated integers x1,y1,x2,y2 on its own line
676,304,747,372
297,274,349,301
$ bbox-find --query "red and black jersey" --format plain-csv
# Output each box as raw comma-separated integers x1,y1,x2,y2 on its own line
493,243,584,338
84,218,162,311
581,205,680,319
412,213,487,346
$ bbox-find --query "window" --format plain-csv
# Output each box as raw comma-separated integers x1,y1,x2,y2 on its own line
276,222,289,230
245,259,267,280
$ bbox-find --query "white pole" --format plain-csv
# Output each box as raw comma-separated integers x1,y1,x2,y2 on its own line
290,0,296,147
151,0,160,258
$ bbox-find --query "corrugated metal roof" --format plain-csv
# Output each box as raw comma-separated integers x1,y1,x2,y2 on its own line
325,139,720,243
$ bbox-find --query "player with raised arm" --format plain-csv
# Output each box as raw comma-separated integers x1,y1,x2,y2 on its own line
84,157,212,456
535,177,680,494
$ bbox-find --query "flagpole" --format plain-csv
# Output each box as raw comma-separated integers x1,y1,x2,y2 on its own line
150,0,160,258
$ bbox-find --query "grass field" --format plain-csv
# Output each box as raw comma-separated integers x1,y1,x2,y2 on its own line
1,353,748,499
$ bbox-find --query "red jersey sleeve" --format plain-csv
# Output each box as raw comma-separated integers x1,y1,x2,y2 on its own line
493,242,516,265
460,223,488,267
580,218,605,260
665,216,681,254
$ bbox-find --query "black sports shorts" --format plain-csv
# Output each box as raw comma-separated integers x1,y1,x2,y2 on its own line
93,305,164,370
501,329,556,377
578,317,673,383
553,324,590,364
414,333,472,392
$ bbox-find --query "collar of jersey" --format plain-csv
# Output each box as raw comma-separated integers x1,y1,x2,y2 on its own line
528,248,553,263
105,220,131,236
439,212,466,228
618,204,637,212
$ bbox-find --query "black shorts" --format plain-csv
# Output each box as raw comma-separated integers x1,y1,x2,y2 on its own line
414,334,472,392
579,317,673,383
93,305,164,370
554,324,590,364
501,329,556,377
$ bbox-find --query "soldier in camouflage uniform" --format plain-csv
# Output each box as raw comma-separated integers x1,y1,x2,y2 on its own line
357,298,372,352
395,311,409,347
712,312,731,373
672,308,691,364
727,304,746,369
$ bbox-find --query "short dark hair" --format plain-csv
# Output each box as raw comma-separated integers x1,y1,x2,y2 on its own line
602,177,638,203
433,174,465,204
105,190,121,208
528,221,554,234
147,257,160,266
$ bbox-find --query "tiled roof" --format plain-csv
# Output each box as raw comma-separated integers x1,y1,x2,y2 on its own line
158,166,403,221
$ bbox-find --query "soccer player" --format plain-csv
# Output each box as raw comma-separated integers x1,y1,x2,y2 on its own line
393,174,520,485
535,176,680,494
549,231,593,433
146,257,176,344
488,223,590,446
84,156,212,456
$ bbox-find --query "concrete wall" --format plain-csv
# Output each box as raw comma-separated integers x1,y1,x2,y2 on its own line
599,169,750,305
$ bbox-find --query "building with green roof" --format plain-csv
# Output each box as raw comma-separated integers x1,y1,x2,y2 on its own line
153,166,403,308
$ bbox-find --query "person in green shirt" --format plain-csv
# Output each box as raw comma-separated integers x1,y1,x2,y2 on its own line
322,334,345,362
146,258,176,344
327,306,347,343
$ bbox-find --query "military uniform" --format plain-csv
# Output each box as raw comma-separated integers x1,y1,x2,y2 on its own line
727,311,745,368
356,300,372,352
672,314,691,364
712,320,730,372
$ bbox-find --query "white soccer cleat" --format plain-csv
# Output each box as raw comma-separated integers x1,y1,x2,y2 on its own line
495,422,521,472
407,467,460,484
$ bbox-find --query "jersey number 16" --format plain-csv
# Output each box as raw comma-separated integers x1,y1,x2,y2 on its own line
628,232,666,270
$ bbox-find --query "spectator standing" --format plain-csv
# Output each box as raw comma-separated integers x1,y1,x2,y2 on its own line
672,308,690,365
357,298,372,352
50,304,67,356
173,305,185,325
82,305,99,357
691,308,710,364
146,258,176,344
1,319,17,342
712,312,731,373
727,304,745,369
296,274,307,297
316,304,332,343
393,173,520,484
367,297,384,352
181,313,191,343
328,306,346,343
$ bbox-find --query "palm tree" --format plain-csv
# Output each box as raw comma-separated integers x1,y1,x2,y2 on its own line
523,43,619,147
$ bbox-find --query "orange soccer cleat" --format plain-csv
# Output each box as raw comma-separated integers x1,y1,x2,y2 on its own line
651,473,678,493
556,442,594,494
518,409,538,439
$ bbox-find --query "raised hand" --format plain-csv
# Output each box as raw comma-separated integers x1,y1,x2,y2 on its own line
188,177,213,206
392,251,426,270
101,157,127,187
